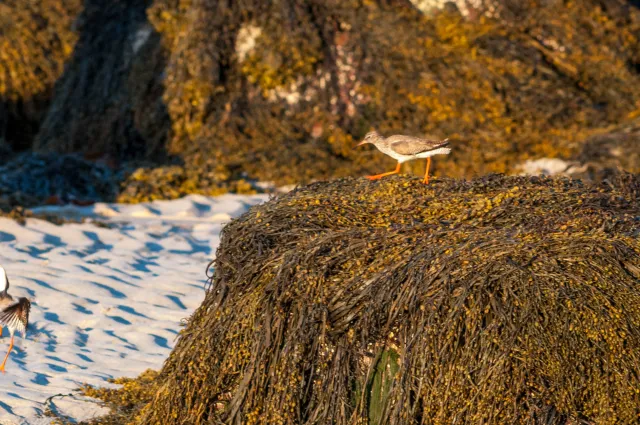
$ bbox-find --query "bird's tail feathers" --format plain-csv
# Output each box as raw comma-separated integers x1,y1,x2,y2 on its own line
0,297,30,335
438,138,451,148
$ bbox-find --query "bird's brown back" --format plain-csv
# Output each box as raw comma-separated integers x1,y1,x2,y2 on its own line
386,135,449,155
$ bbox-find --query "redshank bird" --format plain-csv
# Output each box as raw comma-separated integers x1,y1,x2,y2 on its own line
357,131,451,184
0,266,31,373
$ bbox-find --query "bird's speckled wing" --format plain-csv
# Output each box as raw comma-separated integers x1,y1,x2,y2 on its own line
387,135,449,155
0,297,30,335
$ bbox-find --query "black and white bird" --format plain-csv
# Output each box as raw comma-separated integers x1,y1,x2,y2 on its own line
0,266,31,373
357,130,451,184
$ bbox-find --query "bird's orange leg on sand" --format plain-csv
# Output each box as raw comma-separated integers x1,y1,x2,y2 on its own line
423,157,431,184
366,162,401,180
0,335,14,373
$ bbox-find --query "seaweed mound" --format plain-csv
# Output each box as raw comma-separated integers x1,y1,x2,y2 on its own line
134,174,640,424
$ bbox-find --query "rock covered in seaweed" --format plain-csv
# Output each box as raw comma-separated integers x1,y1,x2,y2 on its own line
12,0,640,188
130,174,640,425
145,0,640,184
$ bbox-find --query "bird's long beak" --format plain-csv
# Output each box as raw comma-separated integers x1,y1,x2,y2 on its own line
356,141,367,147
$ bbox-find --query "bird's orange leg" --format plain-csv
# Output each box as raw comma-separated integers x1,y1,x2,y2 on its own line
0,335,14,373
366,162,401,181
423,157,431,184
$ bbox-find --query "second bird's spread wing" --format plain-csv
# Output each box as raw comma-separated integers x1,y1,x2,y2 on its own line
0,297,30,335
387,135,449,156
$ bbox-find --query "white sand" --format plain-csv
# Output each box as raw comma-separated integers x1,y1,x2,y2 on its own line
0,193,269,424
